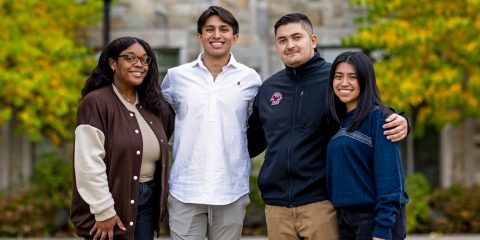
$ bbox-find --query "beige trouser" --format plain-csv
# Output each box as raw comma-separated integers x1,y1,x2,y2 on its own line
265,200,338,240
168,194,250,240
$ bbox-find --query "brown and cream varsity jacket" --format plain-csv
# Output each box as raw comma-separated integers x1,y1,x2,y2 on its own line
70,85,174,239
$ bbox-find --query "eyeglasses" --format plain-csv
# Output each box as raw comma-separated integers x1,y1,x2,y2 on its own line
118,53,151,65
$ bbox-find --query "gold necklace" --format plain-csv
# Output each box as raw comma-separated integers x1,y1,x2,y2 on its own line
114,83,136,104
120,92,136,104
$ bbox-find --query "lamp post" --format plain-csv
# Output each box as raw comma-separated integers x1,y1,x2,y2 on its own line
103,0,110,48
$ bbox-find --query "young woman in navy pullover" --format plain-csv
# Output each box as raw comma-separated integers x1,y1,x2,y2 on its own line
325,51,409,240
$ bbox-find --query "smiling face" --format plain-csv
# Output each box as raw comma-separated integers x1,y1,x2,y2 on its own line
109,43,149,90
197,15,238,60
333,62,360,112
275,22,317,68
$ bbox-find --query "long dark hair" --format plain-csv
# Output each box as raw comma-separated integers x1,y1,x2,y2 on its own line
81,36,169,114
325,51,392,132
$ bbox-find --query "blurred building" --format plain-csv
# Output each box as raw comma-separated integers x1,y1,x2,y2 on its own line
85,0,364,79
84,0,480,188
89,0,480,187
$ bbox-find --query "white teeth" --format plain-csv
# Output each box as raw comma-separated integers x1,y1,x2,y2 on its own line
339,90,351,93
131,72,142,77
211,42,223,48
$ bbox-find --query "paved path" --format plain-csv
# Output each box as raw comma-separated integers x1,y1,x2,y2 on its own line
233,235,479,240
173,235,479,239
406,234,479,239
236,235,480,240
2,235,480,239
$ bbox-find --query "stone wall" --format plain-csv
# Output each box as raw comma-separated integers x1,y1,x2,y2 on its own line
441,119,480,187
86,0,365,78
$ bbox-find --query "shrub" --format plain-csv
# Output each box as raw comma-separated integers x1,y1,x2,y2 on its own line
0,154,74,237
405,173,432,233
244,154,268,235
429,184,480,233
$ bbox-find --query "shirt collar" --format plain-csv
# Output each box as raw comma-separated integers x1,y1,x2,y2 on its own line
193,52,239,70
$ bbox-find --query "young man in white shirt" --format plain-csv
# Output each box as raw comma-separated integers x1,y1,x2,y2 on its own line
161,6,262,240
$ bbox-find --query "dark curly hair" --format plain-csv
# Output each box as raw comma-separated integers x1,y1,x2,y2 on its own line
81,36,169,114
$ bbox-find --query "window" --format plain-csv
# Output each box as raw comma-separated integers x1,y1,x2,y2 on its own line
155,48,179,81
317,46,361,63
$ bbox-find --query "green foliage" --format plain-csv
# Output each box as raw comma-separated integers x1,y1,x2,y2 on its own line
244,154,268,235
0,0,102,143
346,0,480,136
0,154,74,237
249,155,265,208
403,173,480,234
405,173,432,233
429,184,480,233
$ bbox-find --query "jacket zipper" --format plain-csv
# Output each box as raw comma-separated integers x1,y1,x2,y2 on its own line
287,70,302,207
287,95,295,207
298,88,304,125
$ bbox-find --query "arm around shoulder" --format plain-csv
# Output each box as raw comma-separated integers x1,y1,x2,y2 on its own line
383,111,410,142
247,96,266,158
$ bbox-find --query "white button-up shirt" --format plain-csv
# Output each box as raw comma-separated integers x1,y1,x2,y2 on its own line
161,53,261,205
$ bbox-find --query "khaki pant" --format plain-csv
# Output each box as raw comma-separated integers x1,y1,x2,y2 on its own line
265,200,338,240
168,194,250,240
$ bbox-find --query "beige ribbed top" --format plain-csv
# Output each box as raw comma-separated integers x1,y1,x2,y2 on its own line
113,85,160,182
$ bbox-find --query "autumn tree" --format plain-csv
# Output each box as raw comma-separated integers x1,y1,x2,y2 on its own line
345,0,480,135
0,0,103,143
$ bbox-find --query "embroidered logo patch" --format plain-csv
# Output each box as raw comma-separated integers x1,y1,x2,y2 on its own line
270,92,283,106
